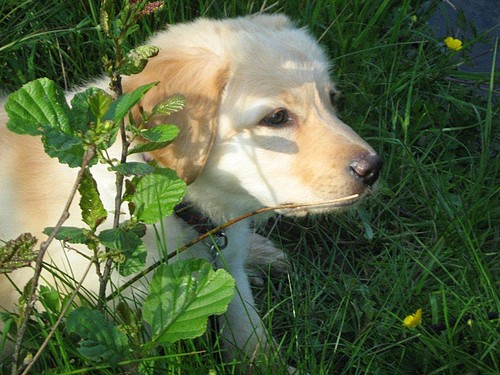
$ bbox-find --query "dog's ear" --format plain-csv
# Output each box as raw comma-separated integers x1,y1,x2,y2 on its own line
123,46,229,184
248,14,294,30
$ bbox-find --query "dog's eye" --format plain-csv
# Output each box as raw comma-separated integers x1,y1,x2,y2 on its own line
261,109,290,127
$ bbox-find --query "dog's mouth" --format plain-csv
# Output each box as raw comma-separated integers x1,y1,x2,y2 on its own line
273,193,363,216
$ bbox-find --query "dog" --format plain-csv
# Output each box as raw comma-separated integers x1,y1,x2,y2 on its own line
0,14,382,372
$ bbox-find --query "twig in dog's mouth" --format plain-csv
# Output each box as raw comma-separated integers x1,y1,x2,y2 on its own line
106,193,360,300
274,193,361,212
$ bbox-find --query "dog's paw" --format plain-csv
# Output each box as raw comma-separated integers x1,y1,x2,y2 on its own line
246,233,291,286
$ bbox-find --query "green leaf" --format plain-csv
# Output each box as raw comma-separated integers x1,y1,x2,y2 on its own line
0,233,37,273
71,88,119,147
120,45,160,75
39,285,61,313
5,78,71,135
128,168,186,224
152,94,185,116
4,78,97,167
128,141,171,155
88,90,113,119
128,125,179,155
41,127,87,168
107,82,157,123
98,226,146,276
113,162,155,176
117,242,147,277
128,221,147,238
98,227,142,254
79,169,107,231
66,306,129,364
141,125,180,143
143,259,235,344
70,87,101,133
43,226,90,245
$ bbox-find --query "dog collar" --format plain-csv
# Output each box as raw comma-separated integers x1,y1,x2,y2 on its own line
174,201,227,265
174,202,222,235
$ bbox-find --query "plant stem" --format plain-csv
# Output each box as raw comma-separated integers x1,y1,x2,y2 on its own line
97,36,127,309
97,120,128,309
106,194,359,301
20,259,94,375
11,145,96,375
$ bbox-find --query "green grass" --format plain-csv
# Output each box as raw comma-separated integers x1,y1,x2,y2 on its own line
1,0,499,374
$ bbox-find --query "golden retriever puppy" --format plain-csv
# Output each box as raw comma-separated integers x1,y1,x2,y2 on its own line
0,14,382,371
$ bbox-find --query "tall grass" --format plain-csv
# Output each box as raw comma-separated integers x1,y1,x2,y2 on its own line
1,0,498,373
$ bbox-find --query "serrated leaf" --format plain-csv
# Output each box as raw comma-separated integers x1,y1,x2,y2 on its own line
5,78,71,135
4,79,100,167
128,141,171,155
128,168,186,224
117,242,147,277
98,226,146,276
141,125,179,142
113,162,155,176
0,233,37,273
128,125,179,155
66,307,129,364
88,90,113,119
71,88,119,147
143,259,235,344
70,87,101,133
39,285,61,313
120,45,160,75
43,226,90,245
79,169,107,231
106,82,157,123
41,127,87,168
98,227,142,254
152,95,185,116
129,222,147,238
139,125,179,142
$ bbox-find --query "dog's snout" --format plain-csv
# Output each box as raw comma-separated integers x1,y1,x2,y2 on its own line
350,153,383,186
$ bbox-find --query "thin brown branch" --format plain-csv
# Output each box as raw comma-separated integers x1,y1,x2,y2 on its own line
106,194,359,301
97,120,128,309
11,145,96,375
97,35,127,309
20,259,94,375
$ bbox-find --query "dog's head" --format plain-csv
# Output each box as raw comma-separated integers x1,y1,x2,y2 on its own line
123,14,382,220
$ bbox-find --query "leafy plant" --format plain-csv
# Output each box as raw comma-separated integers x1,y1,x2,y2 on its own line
2,1,234,373
1,0,498,374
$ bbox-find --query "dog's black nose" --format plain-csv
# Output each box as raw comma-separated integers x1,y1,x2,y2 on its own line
350,153,383,186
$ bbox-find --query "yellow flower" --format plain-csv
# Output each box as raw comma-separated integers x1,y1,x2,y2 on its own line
444,36,463,51
403,308,422,328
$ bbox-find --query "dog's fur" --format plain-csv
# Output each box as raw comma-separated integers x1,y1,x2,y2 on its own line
0,14,381,371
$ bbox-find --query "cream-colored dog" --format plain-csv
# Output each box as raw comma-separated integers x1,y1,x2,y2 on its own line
0,14,382,371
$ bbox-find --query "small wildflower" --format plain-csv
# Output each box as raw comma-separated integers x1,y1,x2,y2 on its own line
410,15,417,23
444,36,463,51
403,308,422,328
